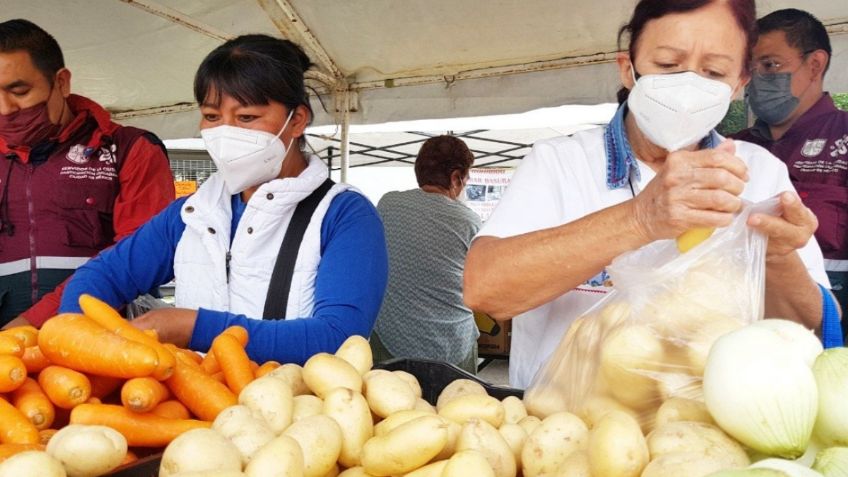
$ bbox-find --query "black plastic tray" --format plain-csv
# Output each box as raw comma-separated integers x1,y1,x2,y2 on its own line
107,358,520,476
374,357,523,403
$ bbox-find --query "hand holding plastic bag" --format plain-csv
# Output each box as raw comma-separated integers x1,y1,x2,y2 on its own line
524,198,779,430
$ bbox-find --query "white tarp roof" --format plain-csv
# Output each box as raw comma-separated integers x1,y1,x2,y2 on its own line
7,0,848,140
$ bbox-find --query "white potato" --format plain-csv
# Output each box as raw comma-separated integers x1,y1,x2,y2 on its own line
403,460,447,477
522,412,589,477
438,393,505,427
292,395,324,422
553,450,591,477
442,450,496,477
361,415,449,476
647,421,749,467
268,363,311,396
392,371,423,398
433,419,462,461
498,423,527,469
641,452,735,477
335,335,373,376
46,424,126,477
436,379,487,411
414,398,436,414
502,396,528,425
323,387,374,468
239,376,294,434
159,428,242,477
337,467,378,477
373,410,433,436
364,371,416,418
284,415,343,477
578,395,640,430
213,405,276,465
587,410,649,477
0,451,66,477
523,386,569,419
654,397,716,429
302,353,363,398
244,435,303,477
518,415,542,435
456,418,517,477
169,472,245,477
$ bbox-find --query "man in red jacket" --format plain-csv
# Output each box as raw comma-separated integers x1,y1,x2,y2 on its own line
0,19,175,328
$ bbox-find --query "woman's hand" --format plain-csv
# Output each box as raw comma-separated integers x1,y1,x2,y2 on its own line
632,139,749,241
131,308,198,348
748,191,818,260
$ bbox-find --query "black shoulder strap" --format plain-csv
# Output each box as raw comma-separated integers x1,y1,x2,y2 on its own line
263,178,336,320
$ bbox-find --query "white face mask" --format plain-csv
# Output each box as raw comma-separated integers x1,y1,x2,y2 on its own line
201,110,295,194
627,70,733,152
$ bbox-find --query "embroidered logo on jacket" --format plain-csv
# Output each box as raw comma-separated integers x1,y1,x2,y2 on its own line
801,139,827,158
66,144,89,164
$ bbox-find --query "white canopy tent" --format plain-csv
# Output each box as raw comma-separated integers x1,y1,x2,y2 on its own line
7,0,848,180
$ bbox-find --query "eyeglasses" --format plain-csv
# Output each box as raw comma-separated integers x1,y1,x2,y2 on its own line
752,50,816,76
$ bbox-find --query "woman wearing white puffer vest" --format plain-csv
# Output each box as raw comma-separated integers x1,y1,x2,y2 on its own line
59,34,388,365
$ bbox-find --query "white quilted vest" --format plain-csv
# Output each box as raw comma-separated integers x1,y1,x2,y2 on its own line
173,155,350,319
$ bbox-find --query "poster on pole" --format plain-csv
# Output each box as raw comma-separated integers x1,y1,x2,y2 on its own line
463,168,514,222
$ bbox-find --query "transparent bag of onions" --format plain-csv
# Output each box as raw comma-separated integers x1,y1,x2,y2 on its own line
524,198,779,431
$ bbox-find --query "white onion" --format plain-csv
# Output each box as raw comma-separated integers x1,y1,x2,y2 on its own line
704,324,818,459
813,349,848,447
812,447,848,477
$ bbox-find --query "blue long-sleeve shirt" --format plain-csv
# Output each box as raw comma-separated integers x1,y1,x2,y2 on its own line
60,191,389,365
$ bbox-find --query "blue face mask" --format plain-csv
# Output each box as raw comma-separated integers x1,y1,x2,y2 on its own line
746,72,799,125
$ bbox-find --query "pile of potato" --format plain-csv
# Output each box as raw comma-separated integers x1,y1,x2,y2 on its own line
157,334,751,477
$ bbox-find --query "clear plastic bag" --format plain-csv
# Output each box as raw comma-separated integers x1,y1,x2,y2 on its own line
524,198,779,430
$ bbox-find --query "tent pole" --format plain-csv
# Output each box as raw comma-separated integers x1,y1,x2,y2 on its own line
339,94,351,184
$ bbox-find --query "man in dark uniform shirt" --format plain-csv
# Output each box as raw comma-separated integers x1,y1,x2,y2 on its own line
733,9,847,333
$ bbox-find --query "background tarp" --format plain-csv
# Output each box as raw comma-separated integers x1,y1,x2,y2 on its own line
6,0,848,140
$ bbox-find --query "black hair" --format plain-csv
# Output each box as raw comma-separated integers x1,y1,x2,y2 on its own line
616,0,757,104
0,19,65,85
414,135,475,189
757,9,831,75
194,34,314,135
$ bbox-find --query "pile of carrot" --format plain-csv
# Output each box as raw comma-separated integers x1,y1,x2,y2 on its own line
0,294,282,465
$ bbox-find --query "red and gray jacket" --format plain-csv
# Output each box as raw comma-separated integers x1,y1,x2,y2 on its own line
0,94,175,325
733,94,848,272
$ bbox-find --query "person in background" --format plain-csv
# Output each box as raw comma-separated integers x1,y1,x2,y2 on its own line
0,19,174,329
464,0,841,389
59,34,388,365
732,9,848,333
371,136,482,374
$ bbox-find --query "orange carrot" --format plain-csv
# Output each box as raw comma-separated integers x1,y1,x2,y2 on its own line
38,314,159,379
0,398,39,444
37,429,56,446
86,397,102,404
88,375,123,400
180,349,203,365
255,361,281,378
70,403,210,447
0,335,23,357
150,400,190,420
212,334,253,395
21,346,50,374
209,371,226,383
249,360,260,373
1,326,38,348
79,294,175,380
11,378,54,430
0,356,26,393
121,377,169,413
142,329,159,340
0,443,44,462
38,366,91,409
199,326,248,374
165,353,236,421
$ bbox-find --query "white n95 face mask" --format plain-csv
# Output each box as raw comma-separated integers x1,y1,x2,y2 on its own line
201,110,295,194
627,71,733,152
